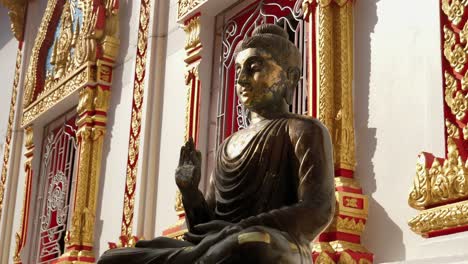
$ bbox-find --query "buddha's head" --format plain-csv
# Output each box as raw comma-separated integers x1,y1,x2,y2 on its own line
234,24,302,113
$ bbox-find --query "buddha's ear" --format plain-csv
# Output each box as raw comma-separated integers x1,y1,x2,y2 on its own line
285,67,300,105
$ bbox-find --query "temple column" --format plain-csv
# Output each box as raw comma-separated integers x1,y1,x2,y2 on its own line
303,0,374,263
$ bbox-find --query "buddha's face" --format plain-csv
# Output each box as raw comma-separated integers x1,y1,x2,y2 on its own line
235,48,288,112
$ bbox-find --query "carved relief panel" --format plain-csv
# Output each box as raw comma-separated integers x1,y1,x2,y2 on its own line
408,0,468,238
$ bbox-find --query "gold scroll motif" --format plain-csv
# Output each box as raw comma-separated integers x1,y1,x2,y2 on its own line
445,72,468,121
316,1,356,170
177,0,205,20
120,0,150,242
0,0,27,41
184,16,201,51
409,199,468,236
409,137,468,209
441,0,468,26
0,47,22,222
444,27,466,73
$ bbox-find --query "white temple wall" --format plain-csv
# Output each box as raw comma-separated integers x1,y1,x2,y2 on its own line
153,0,187,236
0,6,17,154
355,0,468,263
0,7,18,257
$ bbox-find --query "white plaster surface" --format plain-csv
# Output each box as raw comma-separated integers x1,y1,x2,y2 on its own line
0,5,18,167
354,0,467,263
152,0,187,237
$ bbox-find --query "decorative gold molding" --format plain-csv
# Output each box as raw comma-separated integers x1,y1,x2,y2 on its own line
8,0,121,262
441,0,467,26
119,0,151,242
0,46,23,223
184,15,201,51
22,0,118,123
409,0,468,238
177,0,205,20
0,0,27,41
314,1,372,262
409,199,468,237
409,138,468,210
22,64,94,126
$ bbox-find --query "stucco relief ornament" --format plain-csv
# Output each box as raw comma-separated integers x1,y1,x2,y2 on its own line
442,0,468,26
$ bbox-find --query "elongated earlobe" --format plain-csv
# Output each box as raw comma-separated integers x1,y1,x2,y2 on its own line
285,67,300,105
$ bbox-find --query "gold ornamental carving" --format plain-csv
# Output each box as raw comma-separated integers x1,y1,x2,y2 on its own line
177,0,205,20
313,1,372,262
0,0,27,41
22,0,120,126
119,0,150,241
15,0,120,262
409,200,468,236
409,0,468,238
184,16,201,51
409,137,468,209
441,0,468,26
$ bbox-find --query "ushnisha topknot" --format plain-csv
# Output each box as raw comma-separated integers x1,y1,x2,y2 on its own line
235,24,302,71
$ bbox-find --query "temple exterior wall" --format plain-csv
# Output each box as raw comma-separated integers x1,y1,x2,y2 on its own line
355,0,468,263
0,0,468,263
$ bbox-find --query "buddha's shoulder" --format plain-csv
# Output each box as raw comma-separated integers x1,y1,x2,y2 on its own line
285,114,330,137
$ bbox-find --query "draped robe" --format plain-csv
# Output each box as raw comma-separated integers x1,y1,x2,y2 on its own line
98,114,334,264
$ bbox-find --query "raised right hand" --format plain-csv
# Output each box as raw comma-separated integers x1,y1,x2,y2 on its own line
175,138,201,194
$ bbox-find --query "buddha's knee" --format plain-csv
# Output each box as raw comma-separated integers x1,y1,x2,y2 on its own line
235,231,281,263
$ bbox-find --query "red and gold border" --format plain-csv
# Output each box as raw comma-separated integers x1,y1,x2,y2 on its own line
0,43,23,224
117,0,152,247
408,0,468,238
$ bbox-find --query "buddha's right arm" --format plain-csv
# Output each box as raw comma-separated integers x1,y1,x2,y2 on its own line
181,176,216,233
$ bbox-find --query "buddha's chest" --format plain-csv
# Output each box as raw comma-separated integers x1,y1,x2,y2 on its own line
225,121,270,158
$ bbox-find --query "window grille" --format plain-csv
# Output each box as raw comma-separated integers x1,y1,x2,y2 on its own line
33,114,78,263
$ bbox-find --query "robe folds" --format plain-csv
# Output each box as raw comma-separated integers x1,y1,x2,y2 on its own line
98,114,335,264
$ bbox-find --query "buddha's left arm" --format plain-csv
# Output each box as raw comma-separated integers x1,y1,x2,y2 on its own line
238,118,335,241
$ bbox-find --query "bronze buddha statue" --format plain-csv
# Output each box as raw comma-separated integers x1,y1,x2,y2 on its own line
98,24,335,264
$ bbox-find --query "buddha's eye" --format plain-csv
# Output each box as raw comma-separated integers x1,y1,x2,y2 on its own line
235,66,241,76
250,62,262,72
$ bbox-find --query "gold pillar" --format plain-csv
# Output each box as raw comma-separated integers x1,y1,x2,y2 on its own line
304,0,373,263
12,126,34,264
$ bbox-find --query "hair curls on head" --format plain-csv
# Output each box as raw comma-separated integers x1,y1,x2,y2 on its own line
235,24,302,71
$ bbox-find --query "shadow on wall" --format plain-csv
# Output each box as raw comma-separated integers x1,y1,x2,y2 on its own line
95,0,133,255
0,7,14,50
354,0,406,262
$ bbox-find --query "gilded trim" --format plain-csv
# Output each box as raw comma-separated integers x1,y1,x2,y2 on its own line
0,0,27,41
408,0,468,238
409,200,468,237
177,0,205,20
314,1,372,262
120,0,151,243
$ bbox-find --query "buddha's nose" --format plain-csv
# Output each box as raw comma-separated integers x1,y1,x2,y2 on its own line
237,71,249,86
